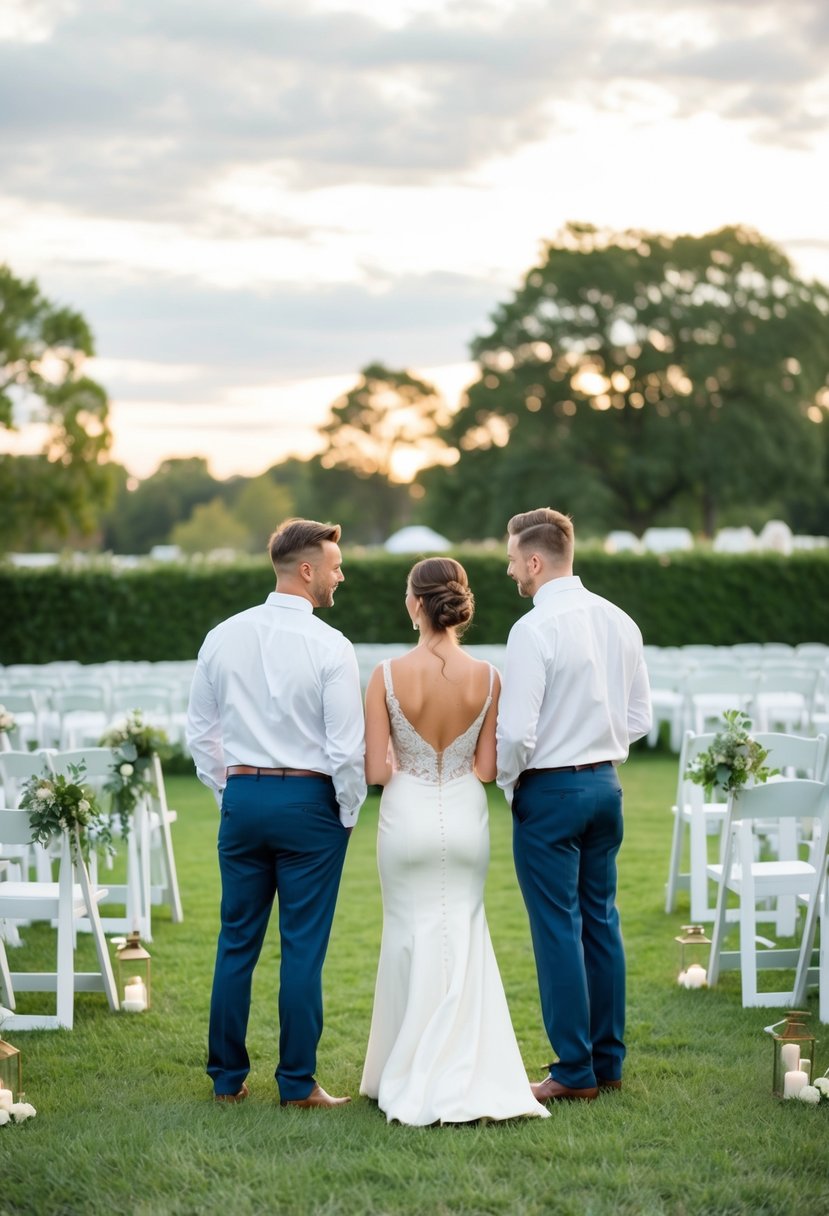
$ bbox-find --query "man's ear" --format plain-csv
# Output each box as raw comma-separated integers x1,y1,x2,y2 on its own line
298,560,314,583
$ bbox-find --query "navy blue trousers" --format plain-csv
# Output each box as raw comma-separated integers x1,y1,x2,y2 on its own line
207,774,349,1101
512,764,625,1090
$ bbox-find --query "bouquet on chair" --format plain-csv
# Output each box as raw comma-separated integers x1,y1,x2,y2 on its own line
99,710,170,839
0,705,15,735
685,709,777,795
20,762,114,862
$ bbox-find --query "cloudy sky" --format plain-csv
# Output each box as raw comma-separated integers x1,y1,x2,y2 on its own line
2,0,828,479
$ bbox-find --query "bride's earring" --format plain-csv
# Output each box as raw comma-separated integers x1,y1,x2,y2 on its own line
412,616,419,632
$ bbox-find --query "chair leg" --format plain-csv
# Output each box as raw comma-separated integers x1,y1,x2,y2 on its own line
56,837,75,1030
0,935,15,1009
75,854,119,1012
665,804,684,913
707,842,733,988
689,796,710,922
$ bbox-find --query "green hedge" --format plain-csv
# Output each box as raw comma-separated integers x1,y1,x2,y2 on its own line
0,550,827,664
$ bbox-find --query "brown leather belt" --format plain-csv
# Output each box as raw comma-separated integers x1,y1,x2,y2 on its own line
522,761,613,776
226,765,331,781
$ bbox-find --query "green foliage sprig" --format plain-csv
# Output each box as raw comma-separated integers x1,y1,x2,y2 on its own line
20,762,113,861
685,710,777,794
99,710,169,838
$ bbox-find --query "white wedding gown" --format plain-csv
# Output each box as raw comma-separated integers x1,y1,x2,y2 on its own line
360,662,548,1125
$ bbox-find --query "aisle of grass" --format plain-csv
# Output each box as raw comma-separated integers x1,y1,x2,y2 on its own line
1,752,826,1216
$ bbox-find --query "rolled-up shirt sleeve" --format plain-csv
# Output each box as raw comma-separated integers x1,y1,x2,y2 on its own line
186,650,226,808
496,624,546,805
323,638,367,828
627,652,652,743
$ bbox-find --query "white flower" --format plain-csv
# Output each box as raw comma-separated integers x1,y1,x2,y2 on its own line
0,1109,10,1126
10,1101,36,1122
120,763,134,778
813,1077,829,1096
797,1085,821,1105
36,786,54,802
78,799,90,814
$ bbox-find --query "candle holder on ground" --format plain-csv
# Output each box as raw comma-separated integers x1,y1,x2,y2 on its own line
113,932,151,1012
0,1032,23,1102
766,1010,817,1098
675,924,710,988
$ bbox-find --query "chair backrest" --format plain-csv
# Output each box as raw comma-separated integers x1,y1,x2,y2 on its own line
728,778,829,826
752,733,827,779
0,805,38,847
675,731,719,806
52,687,109,713
0,750,55,804
684,671,761,696
50,747,118,782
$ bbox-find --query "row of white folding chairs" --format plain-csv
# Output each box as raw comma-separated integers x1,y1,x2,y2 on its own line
0,682,191,751
647,665,827,751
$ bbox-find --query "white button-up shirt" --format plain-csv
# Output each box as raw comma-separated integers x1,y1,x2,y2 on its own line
186,591,366,827
496,575,652,804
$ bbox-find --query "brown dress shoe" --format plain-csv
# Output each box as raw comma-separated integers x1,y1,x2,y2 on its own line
597,1078,622,1091
280,1083,351,1109
214,1082,249,1104
531,1076,599,1103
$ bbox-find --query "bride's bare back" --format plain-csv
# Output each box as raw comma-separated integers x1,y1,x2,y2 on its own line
365,640,500,785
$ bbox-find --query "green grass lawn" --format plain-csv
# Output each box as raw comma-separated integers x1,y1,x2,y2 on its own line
1,751,826,1216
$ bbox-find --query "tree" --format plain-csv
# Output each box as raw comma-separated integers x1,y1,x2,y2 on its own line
228,475,293,553
101,457,223,554
0,265,114,550
320,362,451,482
171,498,250,555
317,363,452,543
421,225,829,538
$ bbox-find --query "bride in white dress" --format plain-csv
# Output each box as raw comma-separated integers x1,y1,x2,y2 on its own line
360,557,548,1126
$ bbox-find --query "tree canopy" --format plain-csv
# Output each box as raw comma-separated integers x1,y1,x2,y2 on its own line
420,224,829,539
0,264,114,550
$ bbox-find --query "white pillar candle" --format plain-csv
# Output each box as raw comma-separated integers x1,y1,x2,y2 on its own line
684,964,707,988
123,978,147,1011
783,1069,808,1098
0,1088,13,1110
780,1043,801,1073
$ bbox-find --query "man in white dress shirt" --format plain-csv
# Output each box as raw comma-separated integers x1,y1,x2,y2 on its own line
187,518,366,1108
496,508,651,1102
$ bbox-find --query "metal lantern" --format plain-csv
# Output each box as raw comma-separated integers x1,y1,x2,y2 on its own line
675,924,711,988
767,1010,818,1098
0,1033,23,1102
114,932,152,1012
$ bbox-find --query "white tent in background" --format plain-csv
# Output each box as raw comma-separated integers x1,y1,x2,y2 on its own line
713,527,756,554
383,526,452,554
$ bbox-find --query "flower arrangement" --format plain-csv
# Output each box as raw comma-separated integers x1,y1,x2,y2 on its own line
685,709,777,795
795,1075,829,1105
19,763,113,861
99,711,169,839
0,704,15,734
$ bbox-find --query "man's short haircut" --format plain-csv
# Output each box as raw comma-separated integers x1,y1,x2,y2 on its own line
507,508,574,565
268,518,341,573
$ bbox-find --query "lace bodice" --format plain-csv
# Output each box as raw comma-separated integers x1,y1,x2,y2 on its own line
383,660,494,783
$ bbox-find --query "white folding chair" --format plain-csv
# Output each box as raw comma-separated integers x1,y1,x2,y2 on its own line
706,779,829,1008
0,807,119,1029
52,687,110,749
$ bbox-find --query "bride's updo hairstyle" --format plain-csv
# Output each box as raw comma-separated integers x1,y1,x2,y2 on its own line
409,557,474,638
